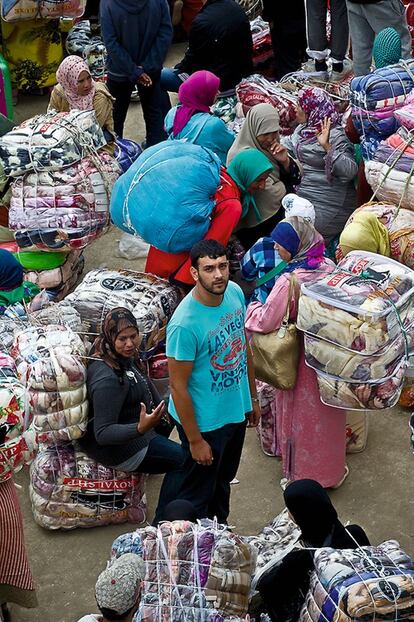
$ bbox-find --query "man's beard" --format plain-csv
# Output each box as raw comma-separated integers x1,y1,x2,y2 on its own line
197,273,229,296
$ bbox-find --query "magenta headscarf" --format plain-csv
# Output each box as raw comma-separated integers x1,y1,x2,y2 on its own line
298,87,339,139
172,70,220,137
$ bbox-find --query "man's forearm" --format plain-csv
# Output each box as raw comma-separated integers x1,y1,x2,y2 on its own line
170,386,202,442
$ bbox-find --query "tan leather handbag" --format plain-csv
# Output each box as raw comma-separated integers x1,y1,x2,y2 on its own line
250,275,300,390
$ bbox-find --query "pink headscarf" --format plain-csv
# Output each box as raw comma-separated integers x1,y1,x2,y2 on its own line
56,55,96,110
172,70,220,136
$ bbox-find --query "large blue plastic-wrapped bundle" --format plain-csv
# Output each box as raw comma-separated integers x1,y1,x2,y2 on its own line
114,138,142,173
110,141,221,254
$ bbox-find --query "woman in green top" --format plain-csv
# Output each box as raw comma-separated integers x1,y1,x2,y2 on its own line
0,249,40,315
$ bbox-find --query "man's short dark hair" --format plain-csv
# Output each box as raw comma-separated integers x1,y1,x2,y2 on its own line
99,606,135,621
190,240,228,268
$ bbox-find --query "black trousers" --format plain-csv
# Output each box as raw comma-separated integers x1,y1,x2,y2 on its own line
269,3,307,80
107,74,171,144
175,419,247,523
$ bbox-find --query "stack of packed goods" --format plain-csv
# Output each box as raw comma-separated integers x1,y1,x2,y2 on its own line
11,325,88,444
64,269,182,357
350,60,414,159
279,72,352,114
399,356,414,408
297,251,414,410
299,540,414,621
146,352,169,402
0,315,27,352
66,20,107,82
110,520,257,621
247,509,301,590
113,138,142,174
236,74,298,135
30,443,147,529
0,110,120,299
1,0,86,20
343,202,414,269
365,127,414,208
250,17,274,75
0,353,37,483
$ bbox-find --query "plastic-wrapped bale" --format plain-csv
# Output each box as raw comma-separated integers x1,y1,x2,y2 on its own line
30,301,82,333
0,359,37,483
256,380,278,457
235,0,262,19
236,74,298,135
21,251,84,291
365,128,414,210
0,110,106,178
64,269,182,356
11,324,88,444
9,152,120,252
250,17,273,71
246,509,301,590
279,72,352,114
394,88,414,129
147,352,169,401
110,141,221,253
297,251,414,355
114,138,142,173
0,316,27,353
1,0,86,21
110,520,256,621
66,20,107,81
350,60,414,144
30,444,146,530
299,540,414,622
341,202,414,269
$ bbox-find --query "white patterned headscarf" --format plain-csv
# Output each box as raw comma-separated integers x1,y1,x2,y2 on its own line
282,193,315,224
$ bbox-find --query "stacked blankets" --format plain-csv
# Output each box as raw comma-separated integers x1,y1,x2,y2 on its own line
300,540,414,621
30,443,146,529
64,269,182,356
0,354,37,482
297,251,414,409
236,74,298,135
11,324,88,444
350,60,414,159
250,17,273,71
110,520,256,621
9,152,119,251
365,127,414,209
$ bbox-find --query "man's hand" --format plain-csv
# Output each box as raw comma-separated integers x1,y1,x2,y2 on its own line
247,401,261,427
137,73,152,87
137,401,164,434
190,437,213,466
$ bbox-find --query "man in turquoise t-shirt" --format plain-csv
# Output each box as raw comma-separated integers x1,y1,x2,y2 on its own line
167,239,260,523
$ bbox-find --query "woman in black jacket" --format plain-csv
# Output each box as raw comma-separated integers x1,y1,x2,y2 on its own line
80,307,183,524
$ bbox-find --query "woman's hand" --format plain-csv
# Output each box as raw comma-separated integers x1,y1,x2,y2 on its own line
137,401,165,434
317,117,332,152
269,142,290,169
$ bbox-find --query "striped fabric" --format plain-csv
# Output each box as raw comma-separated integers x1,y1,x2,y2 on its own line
0,479,34,592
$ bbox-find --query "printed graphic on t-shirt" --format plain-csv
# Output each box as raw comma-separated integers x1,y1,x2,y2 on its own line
207,307,247,394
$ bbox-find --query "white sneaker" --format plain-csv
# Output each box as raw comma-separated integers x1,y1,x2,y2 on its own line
300,60,329,79
130,88,140,102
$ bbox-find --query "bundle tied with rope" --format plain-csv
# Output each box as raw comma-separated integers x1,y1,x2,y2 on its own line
297,251,414,410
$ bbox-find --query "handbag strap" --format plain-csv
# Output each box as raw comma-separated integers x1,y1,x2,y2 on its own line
255,260,288,287
281,273,298,324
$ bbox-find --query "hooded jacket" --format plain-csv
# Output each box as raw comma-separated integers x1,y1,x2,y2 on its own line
175,0,253,92
100,0,172,83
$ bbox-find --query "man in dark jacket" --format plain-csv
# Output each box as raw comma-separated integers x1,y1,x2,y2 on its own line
100,0,172,143
161,0,253,94
346,0,412,76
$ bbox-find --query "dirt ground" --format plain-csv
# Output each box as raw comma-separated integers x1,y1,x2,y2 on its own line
7,44,414,622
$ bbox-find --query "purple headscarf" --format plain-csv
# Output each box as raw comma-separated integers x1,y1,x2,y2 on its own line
172,70,221,137
298,87,339,139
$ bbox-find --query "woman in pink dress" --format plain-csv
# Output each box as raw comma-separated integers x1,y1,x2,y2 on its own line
245,215,348,488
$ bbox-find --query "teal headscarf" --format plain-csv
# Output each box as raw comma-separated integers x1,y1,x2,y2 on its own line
226,148,273,220
373,28,402,69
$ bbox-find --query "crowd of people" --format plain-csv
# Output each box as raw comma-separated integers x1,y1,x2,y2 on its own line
1,0,414,620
